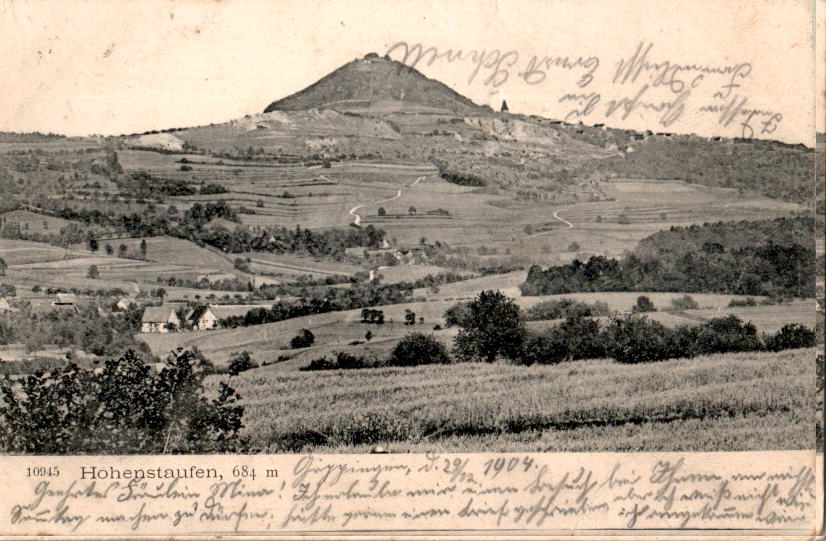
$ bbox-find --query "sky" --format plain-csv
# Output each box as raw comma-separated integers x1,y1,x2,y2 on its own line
0,0,822,144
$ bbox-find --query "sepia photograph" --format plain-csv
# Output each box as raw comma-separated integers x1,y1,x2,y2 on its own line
0,0,821,463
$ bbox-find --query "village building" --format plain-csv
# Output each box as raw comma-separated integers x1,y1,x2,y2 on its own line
140,306,181,333
186,304,273,331
0,298,16,313
115,297,135,311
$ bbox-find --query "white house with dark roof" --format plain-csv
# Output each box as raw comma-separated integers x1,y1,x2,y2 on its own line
140,305,181,333
186,304,273,331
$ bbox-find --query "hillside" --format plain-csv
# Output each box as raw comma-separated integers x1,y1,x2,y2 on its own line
264,53,489,115
221,347,813,452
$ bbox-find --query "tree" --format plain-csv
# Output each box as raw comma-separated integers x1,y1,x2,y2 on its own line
408,206,417,216
105,243,113,256
364,329,374,342
631,295,656,313
377,207,386,217
290,329,315,349
603,315,676,364
670,295,698,310
118,244,128,258
453,290,526,362
404,309,416,325
388,333,451,366
568,241,581,252
86,231,98,252
228,350,257,376
0,257,5,276
87,265,99,279
140,239,147,259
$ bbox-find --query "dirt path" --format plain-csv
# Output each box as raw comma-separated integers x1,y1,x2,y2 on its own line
524,209,574,239
348,176,426,226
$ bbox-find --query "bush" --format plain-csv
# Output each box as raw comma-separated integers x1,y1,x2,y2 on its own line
228,350,258,376
765,323,816,351
521,331,568,365
670,295,699,310
334,351,372,370
388,333,451,367
0,349,244,453
290,329,315,349
443,302,471,327
729,297,758,307
631,295,656,313
603,316,676,364
300,357,337,371
524,298,610,321
689,315,762,356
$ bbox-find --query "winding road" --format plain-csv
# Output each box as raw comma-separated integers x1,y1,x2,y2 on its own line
552,210,574,229
348,176,426,226
524,209,574,239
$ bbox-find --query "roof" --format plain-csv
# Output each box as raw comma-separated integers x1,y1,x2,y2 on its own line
141,305,177,323
207,304,271,320
186,305,210,322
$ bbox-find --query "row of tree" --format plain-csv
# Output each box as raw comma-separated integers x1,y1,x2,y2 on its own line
522,217,815,298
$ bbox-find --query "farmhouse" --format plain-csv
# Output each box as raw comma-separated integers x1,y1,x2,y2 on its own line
141,306,181,333
187,304,272,330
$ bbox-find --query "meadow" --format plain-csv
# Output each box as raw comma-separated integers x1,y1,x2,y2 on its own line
218,347,815,453
138,288,811,365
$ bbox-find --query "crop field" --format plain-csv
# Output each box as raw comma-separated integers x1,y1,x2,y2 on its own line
3,237,247,298
0,210,77,235
375,264,455,283
241,251,364,278
0,239,81,265
99,236,237,271
218,347,814,452
116,149,806,266
512,178,808,262
413,270,528,300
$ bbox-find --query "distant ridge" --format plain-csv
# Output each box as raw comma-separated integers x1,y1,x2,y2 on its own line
264,53,490,114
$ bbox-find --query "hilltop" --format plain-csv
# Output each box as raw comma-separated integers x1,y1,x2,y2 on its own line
264,53,491,115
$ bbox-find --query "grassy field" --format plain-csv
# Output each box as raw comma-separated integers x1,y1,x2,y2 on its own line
0,239,81,265
216,347,815,453
138,287,810,365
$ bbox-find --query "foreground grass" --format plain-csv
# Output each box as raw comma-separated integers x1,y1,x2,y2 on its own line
218,347,815,453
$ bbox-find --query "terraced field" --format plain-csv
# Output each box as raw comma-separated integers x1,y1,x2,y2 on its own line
217,347,815,452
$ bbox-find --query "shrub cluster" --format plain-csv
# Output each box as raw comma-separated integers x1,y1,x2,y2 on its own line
301,333,451,371
520,314,816,365
0,349,244,453
524,298,611,321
